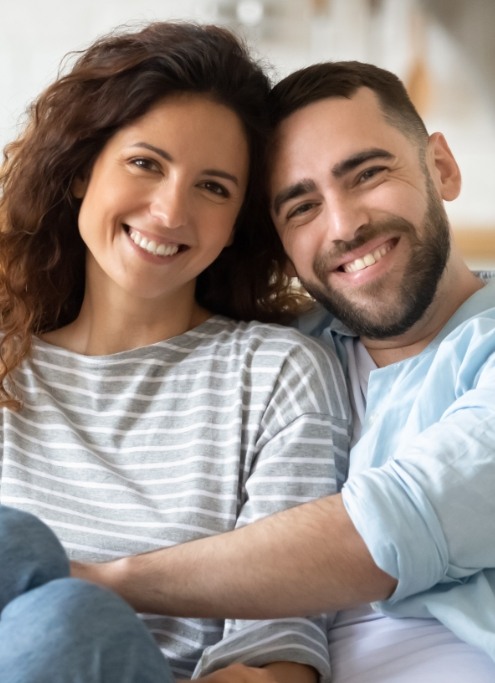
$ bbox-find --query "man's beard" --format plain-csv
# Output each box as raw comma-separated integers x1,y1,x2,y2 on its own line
300,180,451,339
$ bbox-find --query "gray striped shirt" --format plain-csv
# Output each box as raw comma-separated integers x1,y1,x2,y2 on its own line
0,315,350,681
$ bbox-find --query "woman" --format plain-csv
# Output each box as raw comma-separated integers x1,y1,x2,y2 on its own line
0,21,350,683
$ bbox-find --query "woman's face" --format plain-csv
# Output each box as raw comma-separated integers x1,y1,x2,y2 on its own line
74,93,249,306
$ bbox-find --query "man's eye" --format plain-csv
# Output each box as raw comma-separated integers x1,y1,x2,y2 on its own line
358,166,385,183
287,202,315,219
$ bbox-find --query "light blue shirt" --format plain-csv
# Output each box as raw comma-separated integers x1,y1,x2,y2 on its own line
299,275,495,659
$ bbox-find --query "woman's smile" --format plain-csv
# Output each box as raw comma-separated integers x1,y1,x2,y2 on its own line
126,226,184,258
75,93,249,307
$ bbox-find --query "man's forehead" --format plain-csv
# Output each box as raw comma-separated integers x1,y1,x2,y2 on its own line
269,89,401,181
273,88,384,140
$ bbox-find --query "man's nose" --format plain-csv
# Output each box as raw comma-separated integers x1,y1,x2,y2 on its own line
325,196,369,243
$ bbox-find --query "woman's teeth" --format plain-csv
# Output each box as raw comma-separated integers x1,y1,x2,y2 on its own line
128,228,179,257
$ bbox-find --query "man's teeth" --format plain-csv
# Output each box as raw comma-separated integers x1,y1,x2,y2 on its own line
343,243,392,273
128,229,179,257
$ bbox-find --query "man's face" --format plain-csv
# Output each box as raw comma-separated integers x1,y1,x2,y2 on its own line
268,88,453,339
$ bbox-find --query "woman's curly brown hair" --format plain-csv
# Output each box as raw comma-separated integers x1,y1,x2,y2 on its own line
0,21,308,409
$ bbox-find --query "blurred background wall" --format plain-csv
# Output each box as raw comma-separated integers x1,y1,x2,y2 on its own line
1,0,494,267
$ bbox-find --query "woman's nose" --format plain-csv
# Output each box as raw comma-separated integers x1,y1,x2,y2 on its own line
149,180,187,229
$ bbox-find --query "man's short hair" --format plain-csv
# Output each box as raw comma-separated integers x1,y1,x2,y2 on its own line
269,61,429,144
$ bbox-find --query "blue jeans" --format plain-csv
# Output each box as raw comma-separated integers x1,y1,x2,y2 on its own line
0,505,174,683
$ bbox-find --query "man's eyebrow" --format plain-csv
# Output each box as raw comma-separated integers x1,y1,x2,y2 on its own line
131,142,239,185
272,179,317,217
271,148,394,217
332,148,394,178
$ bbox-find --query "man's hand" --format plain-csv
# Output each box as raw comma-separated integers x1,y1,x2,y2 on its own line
71,559,117,589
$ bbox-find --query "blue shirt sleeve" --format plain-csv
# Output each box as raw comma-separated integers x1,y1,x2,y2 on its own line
342,318,495,602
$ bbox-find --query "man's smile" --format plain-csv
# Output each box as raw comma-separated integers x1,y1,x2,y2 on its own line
340,239,396,273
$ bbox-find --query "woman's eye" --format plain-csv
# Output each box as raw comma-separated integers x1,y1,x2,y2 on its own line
202,181,230,198
130,157,159,172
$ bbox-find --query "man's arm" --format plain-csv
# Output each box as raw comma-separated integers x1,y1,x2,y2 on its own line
72,493,396,618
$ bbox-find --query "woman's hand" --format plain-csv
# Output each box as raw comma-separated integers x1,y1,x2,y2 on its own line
178,662,317,683
177,663,285,682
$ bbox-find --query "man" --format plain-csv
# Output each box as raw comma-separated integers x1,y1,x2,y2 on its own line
74,62,495,680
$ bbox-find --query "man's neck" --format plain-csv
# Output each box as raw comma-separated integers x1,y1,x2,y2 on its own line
362,260,484,367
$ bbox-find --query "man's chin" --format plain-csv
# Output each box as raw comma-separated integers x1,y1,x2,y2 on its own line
313,290,416,337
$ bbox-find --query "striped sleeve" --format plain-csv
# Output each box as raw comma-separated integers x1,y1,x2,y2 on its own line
192,334,350,682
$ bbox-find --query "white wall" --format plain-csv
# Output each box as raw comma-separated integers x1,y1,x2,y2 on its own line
0,0,207,146
1,0,494,265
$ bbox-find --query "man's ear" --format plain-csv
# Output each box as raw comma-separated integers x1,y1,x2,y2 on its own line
72,176,88,199
427,132,462,201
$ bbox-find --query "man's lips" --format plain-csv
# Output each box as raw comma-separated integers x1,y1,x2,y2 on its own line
127,226,184,257
338,238,397,274
341,241,394,273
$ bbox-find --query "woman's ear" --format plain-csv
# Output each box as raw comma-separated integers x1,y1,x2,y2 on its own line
284,258,298,278
72,176,88,199
427,132,462,201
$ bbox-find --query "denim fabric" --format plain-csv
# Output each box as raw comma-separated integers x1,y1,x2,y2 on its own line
0,506,173,683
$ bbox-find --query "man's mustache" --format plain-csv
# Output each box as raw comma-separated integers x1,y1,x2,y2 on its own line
314,217,414,272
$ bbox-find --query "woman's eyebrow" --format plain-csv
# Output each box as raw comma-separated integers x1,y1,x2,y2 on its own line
131,141,173,162
201,169,240,185
130,142,240,185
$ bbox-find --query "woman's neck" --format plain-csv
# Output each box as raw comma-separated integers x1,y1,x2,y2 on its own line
42,295,212,356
